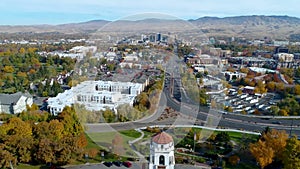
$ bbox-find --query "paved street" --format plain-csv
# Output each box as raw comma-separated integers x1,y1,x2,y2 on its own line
85,53,300,136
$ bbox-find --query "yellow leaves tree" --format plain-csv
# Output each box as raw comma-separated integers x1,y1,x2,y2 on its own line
279,109,289,116
17,71,27,78
3,65,15,73
0,117,33,163
294,84,300,95
27,47,37,53
282,136,300,169
240,67,249,74
267,82,276,92
250,140,274,168
254,80,267,94
19,47,26,54
250,129,288,168
0,146,17,168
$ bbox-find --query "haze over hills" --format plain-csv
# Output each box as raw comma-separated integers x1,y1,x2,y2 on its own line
1,15,300,40
190,15,300,39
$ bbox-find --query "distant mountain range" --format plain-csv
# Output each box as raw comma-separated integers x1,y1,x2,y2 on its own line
1,15,300,40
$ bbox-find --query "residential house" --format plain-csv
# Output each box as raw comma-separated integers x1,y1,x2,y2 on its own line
0,92,33,114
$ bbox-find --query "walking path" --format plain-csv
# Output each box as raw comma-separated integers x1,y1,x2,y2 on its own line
128,129,147,162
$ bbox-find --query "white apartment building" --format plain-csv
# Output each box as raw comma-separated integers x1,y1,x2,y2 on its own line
275,53,294,62
47,80,144,115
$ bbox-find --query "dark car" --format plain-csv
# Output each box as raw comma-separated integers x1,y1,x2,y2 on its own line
123,161,132,168
103,161,113,167
272,121,282,125
113,161,122,167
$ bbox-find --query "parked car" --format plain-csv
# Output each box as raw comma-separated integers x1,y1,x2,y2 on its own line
123,161,132,168
103,161,113,167
113,161,122,167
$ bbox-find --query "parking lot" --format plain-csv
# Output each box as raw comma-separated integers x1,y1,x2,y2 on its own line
212,88,279,114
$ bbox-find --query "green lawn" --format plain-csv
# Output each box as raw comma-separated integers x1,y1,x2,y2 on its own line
87,130,141,158
215,131,259,143
119,129,142,138
17,164,48,169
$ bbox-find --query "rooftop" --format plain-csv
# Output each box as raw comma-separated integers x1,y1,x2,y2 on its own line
0,92,32,105
152,132,173,144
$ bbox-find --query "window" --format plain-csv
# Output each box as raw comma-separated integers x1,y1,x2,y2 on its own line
159,155,165,165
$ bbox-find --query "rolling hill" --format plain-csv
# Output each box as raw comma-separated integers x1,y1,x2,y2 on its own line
1,15,300,40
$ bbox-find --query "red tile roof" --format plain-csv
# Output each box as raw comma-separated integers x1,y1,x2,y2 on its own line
152,132,173,144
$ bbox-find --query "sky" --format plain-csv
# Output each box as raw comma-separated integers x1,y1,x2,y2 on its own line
1,0,299,25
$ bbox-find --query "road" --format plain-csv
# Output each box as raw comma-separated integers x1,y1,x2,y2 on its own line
86,45,300,136
86,79,300,135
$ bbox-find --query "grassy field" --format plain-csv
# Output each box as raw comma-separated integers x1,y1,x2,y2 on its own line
87,129,141,158
17,164,44,169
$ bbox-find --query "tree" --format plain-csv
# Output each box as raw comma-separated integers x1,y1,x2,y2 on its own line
282,136,300,169
237,89,243,95
269,106,280,116
267,82,276,92
3,65,14,73
35,138,55,164
135,92,150,109
294,84,300,95
0,146,17,169
87,148,99,158
250,129,288,168
58,106,83,136
215,132,230,143
26,103,39,112
276,83,285,92
250,140,274,169
229,155,240,166
279,109,289,116
19,47,26,54
0,117,34,163
34,120,65,141
240,67,249,74
102,109,116,123
295,67,300,78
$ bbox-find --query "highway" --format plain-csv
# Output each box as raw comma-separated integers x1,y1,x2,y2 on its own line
86,77,300,136
86,45,300,136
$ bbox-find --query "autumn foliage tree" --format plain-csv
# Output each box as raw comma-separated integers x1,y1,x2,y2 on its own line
250,129,288,168
0,106,88,167
282,136,300,169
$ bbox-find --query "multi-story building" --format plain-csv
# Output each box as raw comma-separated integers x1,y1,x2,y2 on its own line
47,80,144,115
274,53,294,62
